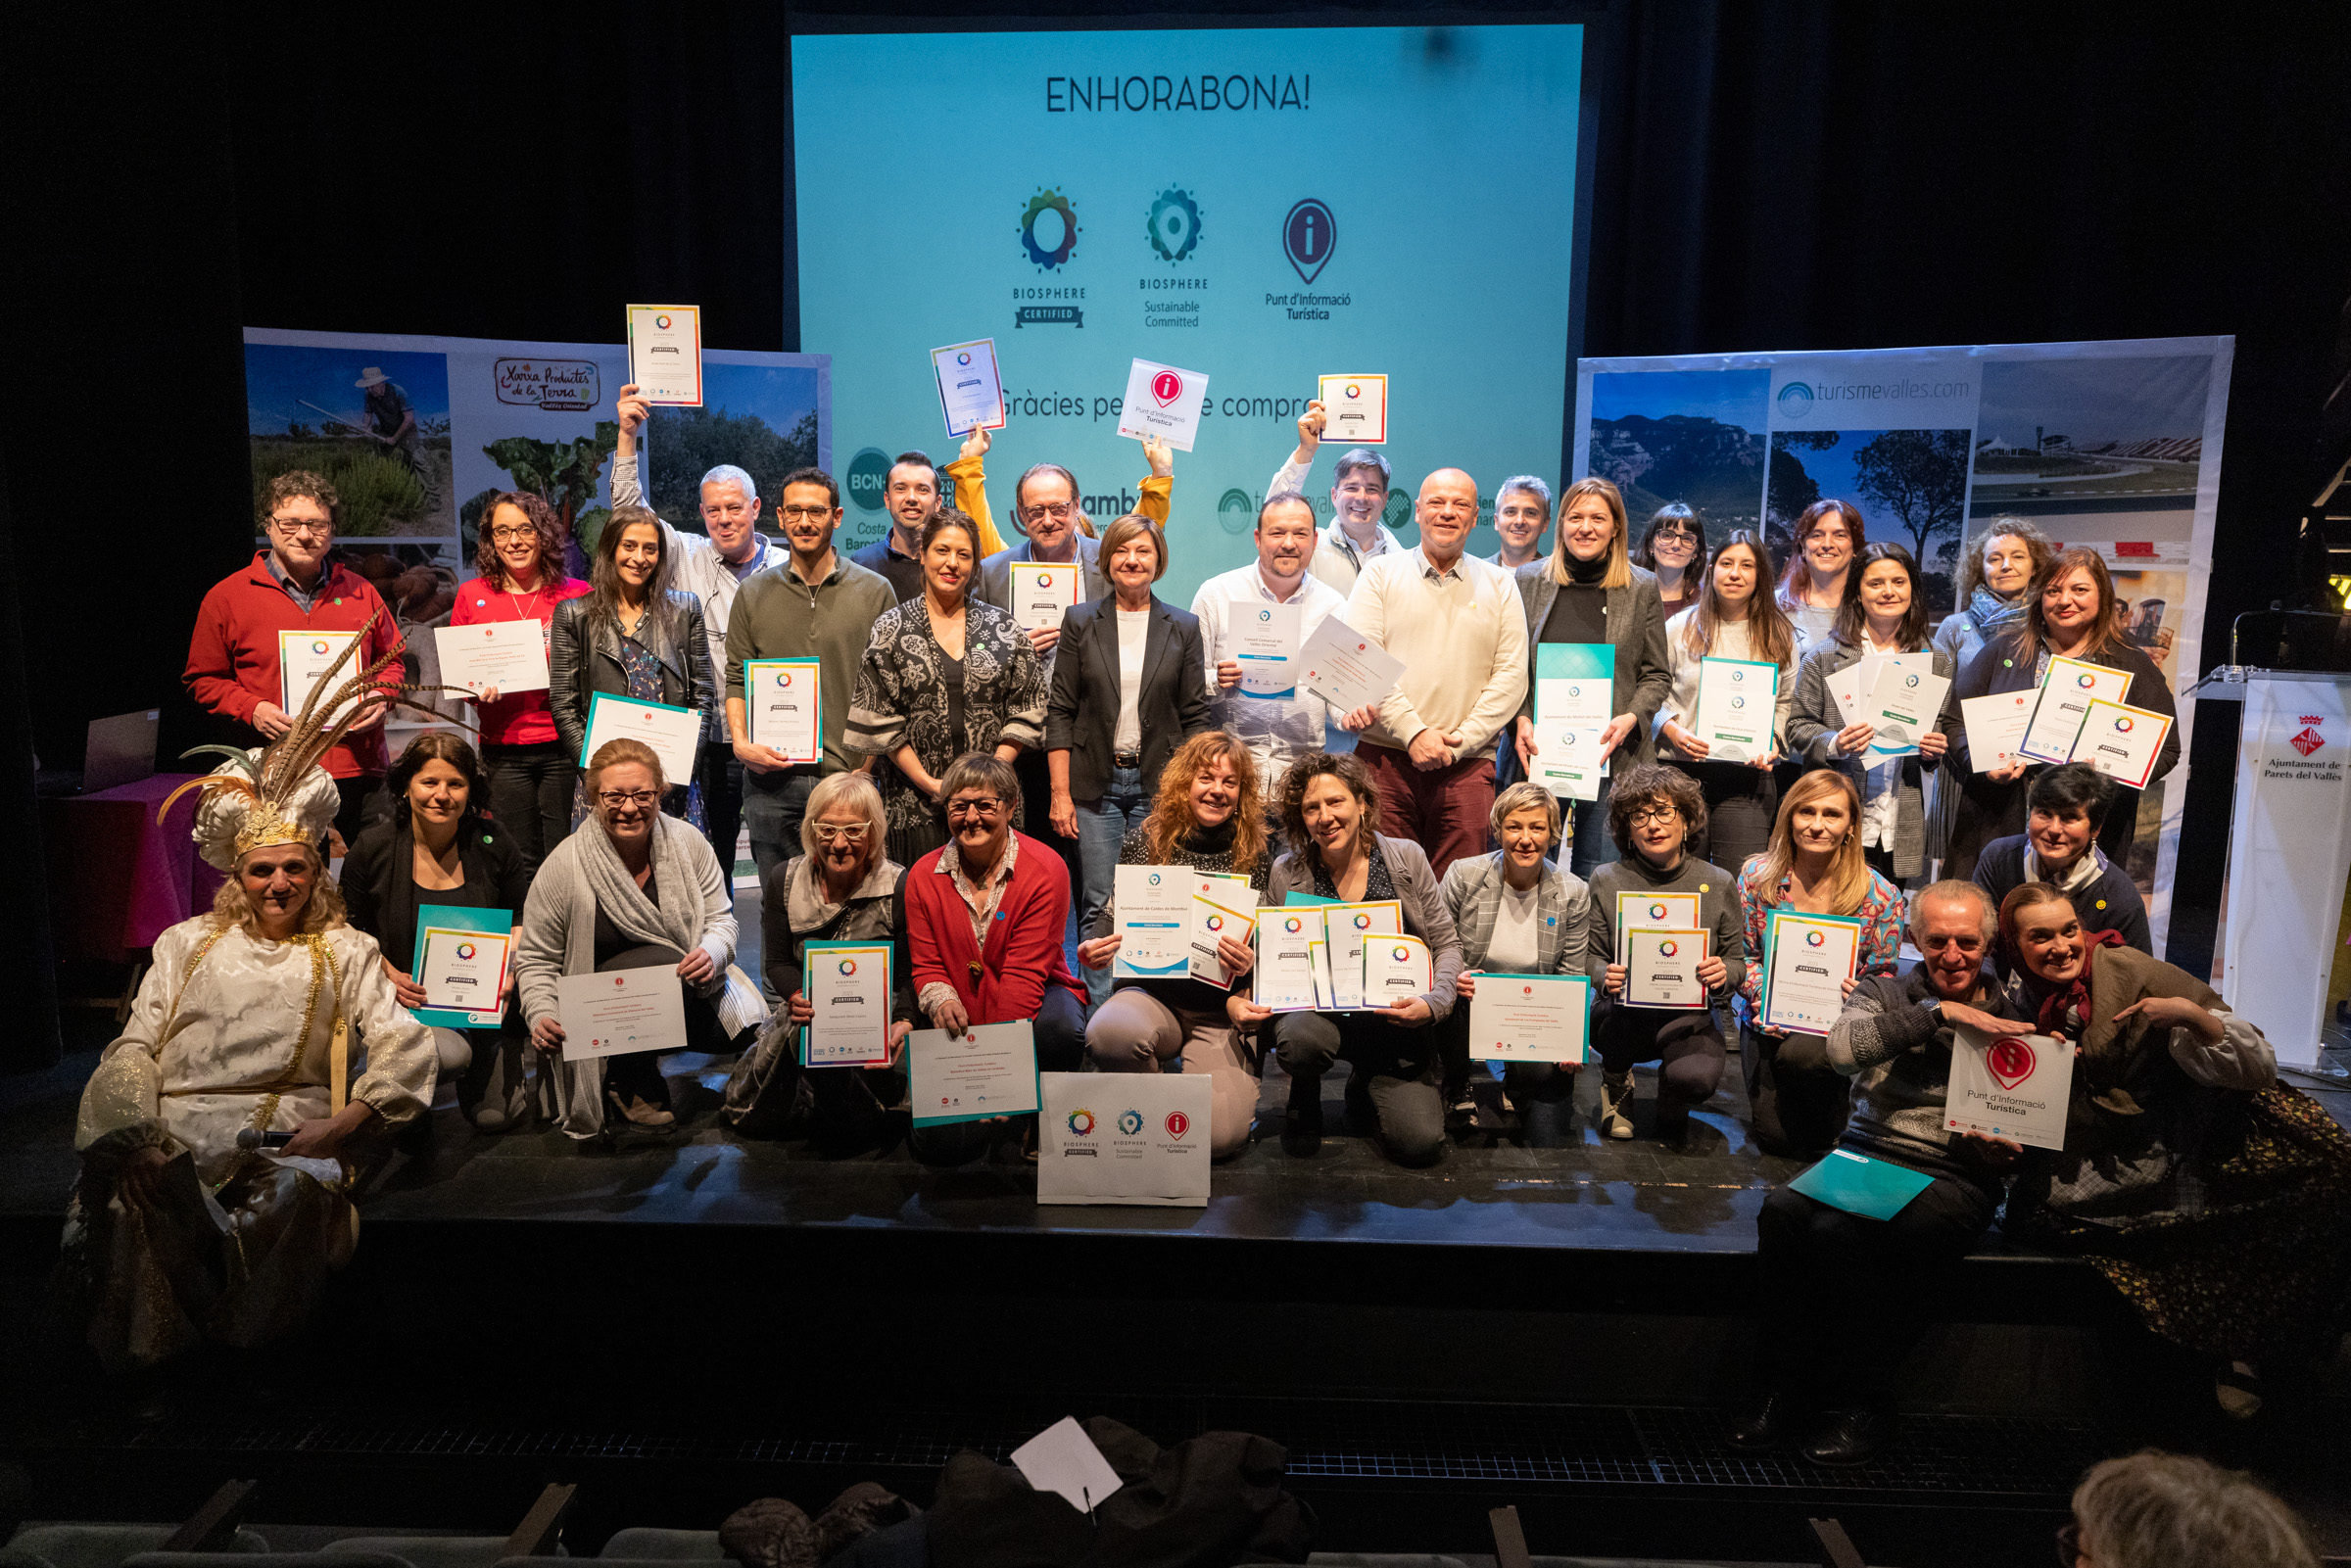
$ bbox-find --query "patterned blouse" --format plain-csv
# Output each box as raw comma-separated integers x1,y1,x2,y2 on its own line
1732,855,1906,1016
845,594,1049,831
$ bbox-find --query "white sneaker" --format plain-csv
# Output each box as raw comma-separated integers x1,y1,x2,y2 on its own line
1600,1073,1635,1140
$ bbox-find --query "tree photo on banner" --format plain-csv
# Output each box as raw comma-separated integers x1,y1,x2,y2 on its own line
642,356,829,538
1574,337,2233,952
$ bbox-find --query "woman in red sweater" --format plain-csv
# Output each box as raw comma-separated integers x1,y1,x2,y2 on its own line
901,750,1086,1164
450,492,591,869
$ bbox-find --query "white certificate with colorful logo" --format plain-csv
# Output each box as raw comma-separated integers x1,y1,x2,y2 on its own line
581,692,700,784
1321,899,1403,1009
1299,616,1406,715
278,629,361,725
1613,891,1703,966
1622,927,1708,1010
801,940,892,1068
434,618,550,695
930,338,1006,437
1535,642,1614,801
1186,882,1262,989
1037,1072,1213,1207
1469,972,1591,1064
1960,690,2036,773
1116,357,1210,451
418,926,511,1015
1860,663,1950,759
2067,698,2173,789
909,1021,1039,1125
1014,560,1082,634
1112,864,1197,978
2018,656,2132,765
1364,932,1434,1006
1692,656,1778,763
1317,373,1388,445
1945,1024,2075,1151
744,658,822,764
556,966,689,1062
1757,910,1862,1036
1255,906,1325,1012
1229,601,1302,697
626,304,702,405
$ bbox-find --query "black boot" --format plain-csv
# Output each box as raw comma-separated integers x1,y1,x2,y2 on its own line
1725,1390,1798,1450
1281,1072,1324,1158
1800,1406,1895,1467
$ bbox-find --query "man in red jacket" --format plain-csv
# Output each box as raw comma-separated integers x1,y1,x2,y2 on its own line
184,471,406,844
901,751,1086,1164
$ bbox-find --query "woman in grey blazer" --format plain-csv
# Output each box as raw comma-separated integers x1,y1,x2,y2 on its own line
1510,477,1672,877
549,504,714,828
1043,513,1214,1008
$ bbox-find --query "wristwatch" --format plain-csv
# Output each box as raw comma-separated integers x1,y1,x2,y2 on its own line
1920,997,1944,1023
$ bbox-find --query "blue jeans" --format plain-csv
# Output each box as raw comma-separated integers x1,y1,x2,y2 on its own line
1073,764,1148,1010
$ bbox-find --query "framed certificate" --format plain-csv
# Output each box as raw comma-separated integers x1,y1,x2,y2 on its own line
1621,927,1707,1010
1468,972,1591,1064
1112,864,1193,978
931,338,1006,436
801,940,892,1067
556,967,689,1061
1363,932,1433,1008
744,658,822,764
581,691,700,784
1860,663,1949,757
1317,373,1388,444
418,925,512,1017
434,619,550,696
1613,890,1702,965
278,629,360,725
1255,906,1324,1012
626,304,702,405
409,903,514,1029
1534,642,1614,801
1228,601,1302,697
1757,910,1861,1035
1944,1023,2075,1151
1186,882,1262,989
2068,698,2174,789
1319,898,1402,1009
2018,656,2132,765
1960,690,2035,773
1298,616,1405,716
1692,657,1778,764
1013,560,1081,634
909,1022,1039,1125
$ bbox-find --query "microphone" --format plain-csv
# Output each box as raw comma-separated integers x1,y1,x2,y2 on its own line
235,1127,296,1151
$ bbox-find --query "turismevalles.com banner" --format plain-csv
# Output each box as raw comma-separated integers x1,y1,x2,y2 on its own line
1572,337,2235,953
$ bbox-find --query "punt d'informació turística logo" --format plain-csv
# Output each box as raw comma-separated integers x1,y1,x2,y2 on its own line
1021,187,1080,271
1776,381,1815,420
1147,186,1203,261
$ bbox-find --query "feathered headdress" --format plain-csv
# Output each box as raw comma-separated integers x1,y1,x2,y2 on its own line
160,611,463,868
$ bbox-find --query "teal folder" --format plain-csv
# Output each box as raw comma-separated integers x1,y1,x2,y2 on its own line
1784,1148,1935,1220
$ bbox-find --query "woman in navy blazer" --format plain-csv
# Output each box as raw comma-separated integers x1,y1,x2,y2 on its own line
1044,513,1214,1007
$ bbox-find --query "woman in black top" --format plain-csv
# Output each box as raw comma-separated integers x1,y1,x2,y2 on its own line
342,734,535,1129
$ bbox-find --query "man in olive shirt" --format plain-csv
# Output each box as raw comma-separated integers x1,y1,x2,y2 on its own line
728,467,895,884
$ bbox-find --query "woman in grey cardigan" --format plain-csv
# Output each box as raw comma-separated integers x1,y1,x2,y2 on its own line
1230,751,1464,1167
1438,782,1599,1134
1784,544,1956,885
514,737,765,1140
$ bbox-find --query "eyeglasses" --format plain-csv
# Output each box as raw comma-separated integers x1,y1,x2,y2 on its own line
1628,804,1681,827
598,789,659,809
778,504,835,522
1021,501,1079,522
813,823,871,844
489,526,536,543
945,797,1004,820
269,516,331,538
1653,527,1699,544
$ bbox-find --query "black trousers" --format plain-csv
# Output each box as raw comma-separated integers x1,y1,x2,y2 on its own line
1274,1010,1445,1166
1741,1023,1852,1159
1755,1171,1996,1405
1682,758,1777,881
906,985,1086,1165
696,739,744,886
1599,1004,1727,1129
482,740,572,871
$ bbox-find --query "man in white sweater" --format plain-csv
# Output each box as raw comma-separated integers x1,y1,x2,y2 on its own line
1340,468,1528,875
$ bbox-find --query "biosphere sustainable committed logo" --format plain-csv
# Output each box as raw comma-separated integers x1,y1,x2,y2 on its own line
1205,914,1226,933
1776,382,1815,420
1146,186,1203,262
845,447,891,513
1021,187,1080,270
1118,1109,1145,1135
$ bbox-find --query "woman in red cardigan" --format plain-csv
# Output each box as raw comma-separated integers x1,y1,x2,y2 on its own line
902,750,1086,1164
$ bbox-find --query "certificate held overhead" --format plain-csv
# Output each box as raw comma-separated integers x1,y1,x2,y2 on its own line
1117,358,1209,451
625,305,702,405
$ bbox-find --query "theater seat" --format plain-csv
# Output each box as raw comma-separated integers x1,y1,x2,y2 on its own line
596,1534,725,1560
4,1526,272,1568
328,1541,560,1568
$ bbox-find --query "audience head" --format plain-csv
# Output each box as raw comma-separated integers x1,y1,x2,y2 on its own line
698,463,760,559
586,737,664,851
2030,546,2123,658
2065,1449,2316,1568
1328,449,1391,538
1098,513,1167,601
389,733,486,838
1780,499,1865,602
918,508,984,606
263,470,341,582
2001,880,2085,984
1761,769,1870,912
592,504,674,615
1493,475,1554,559
1550,477,1632,590
1147,731,1267,875
1635,500,1704,581
1834,541,1926,649
938,751,1020,865
474,490,561,589
1909,879,1995,1000
776,466,842,562
1280,751,1381,864
2028,764,2114,875
1957,516,2054,605
1256,492,1319,580
799,769,888,886
1607,762,1706,865
1014,463,1083,552
885,451,941,534
1491,782,1562,874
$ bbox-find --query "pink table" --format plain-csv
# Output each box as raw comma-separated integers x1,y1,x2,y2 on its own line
42,773,227,963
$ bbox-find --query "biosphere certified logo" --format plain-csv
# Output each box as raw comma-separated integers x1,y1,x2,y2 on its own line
1117,1109,1145,1135
1776,381,1815,420
1390,944,1411,962
1066,1109,1095,1137
956,351,973,367
845,447,891,513
2077,673,2097,689
1020,186,1080,271
2114,716,2135,734
1258,609,1272,623
1351,914,1372,930
1731,695,1747,710
1164,1111,1191,1139
1147,872,1163,886
1648,903,1668,921
1281,916,1306,934
312,640,331,654
773,670,793,688
1657,939,1679,959
1146,186,1203,262
1805,930,1827,948
1204,914,1226,933
455,942,477,961
1035,571,1054,587
654,313,672,330
837,959,857,975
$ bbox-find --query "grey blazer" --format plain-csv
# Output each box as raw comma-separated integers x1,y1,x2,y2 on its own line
977,534,1106,616
1784,639,1959,881
548,592,714,764
1438,852,1601,980
1255,835,1465,1022
1511,561,1673,770
1042,594,1213,801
